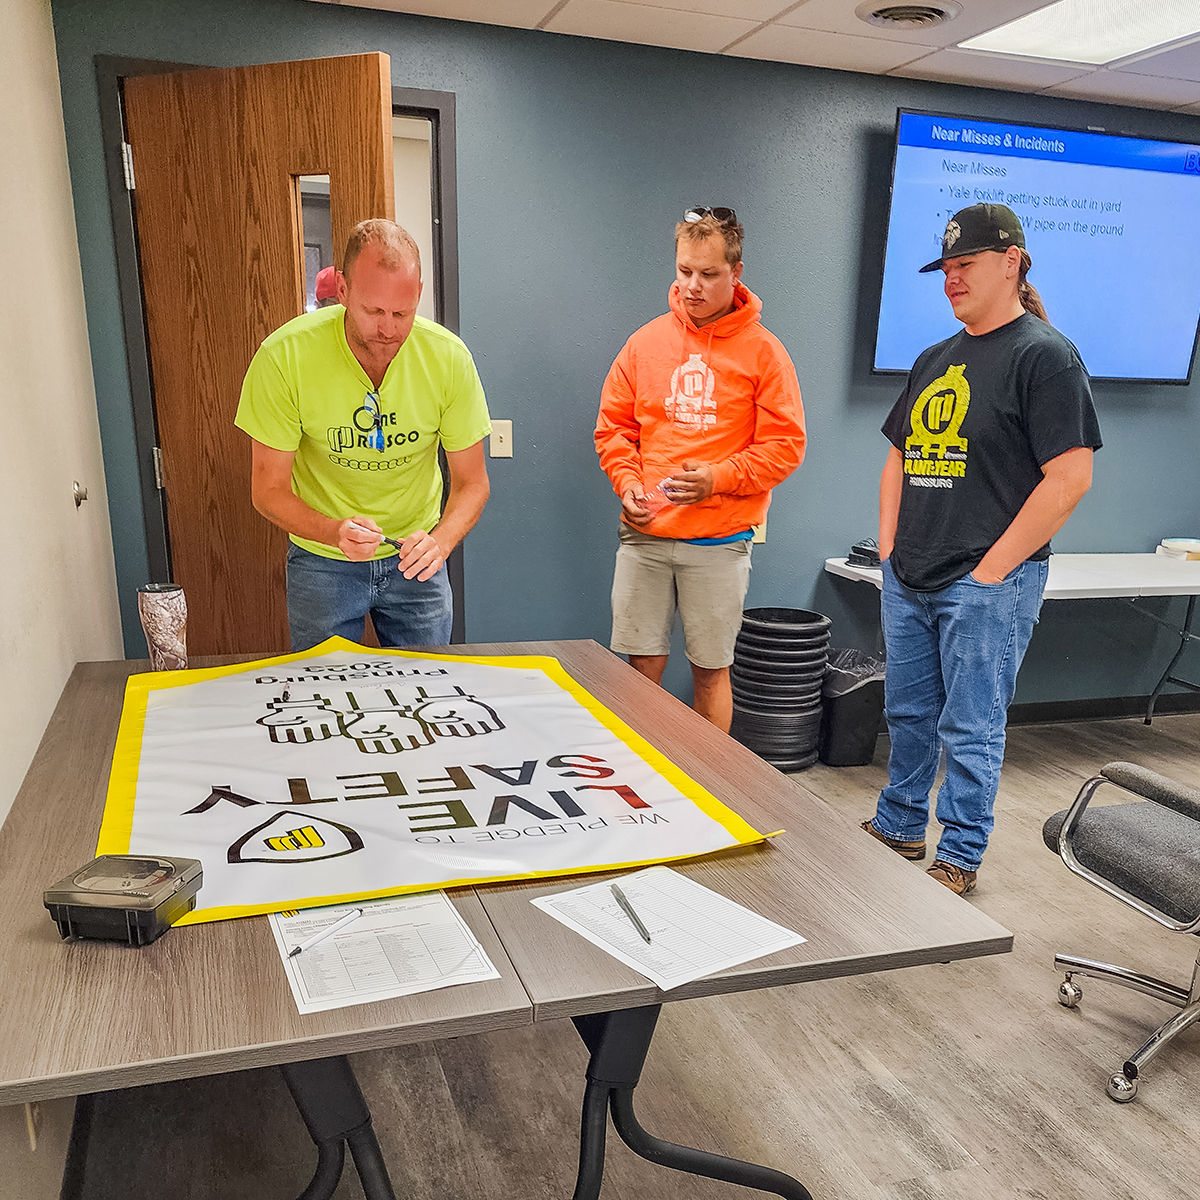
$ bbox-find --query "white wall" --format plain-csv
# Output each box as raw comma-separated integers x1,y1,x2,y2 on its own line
0,0,123,827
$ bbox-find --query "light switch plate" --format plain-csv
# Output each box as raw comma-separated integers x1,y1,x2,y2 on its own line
752,519,766,544
490,420,513,458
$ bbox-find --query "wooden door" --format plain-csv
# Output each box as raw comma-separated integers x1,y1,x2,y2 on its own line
124,55,394,655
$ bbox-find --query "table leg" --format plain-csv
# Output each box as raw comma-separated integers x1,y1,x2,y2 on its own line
1144,595,1200,724
570,1007,812,1200
281,1056,397,1200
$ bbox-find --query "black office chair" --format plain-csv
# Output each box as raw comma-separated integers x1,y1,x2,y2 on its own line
1043,761,1200,1102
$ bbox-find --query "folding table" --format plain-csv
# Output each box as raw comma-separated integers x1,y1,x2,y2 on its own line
825,553,1200,722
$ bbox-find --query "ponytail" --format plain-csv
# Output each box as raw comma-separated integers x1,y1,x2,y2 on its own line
1017,248,1049,324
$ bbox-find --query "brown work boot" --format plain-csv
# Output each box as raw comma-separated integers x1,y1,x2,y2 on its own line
926,861,977,895
861,819,926,861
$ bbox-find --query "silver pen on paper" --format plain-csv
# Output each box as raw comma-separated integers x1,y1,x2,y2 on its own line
288,907,364,957
348,521,403,552
610,884,652,944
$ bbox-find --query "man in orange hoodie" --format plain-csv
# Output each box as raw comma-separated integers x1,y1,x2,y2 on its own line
594,208,807,731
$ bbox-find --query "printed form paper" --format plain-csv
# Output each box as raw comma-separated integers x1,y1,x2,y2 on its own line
269,892,499,1014
531,865,805,991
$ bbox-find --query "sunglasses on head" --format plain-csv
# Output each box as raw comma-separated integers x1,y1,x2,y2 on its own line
684,206,737,226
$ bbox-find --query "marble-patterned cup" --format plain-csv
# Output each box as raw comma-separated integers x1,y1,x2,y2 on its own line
137,584,188,671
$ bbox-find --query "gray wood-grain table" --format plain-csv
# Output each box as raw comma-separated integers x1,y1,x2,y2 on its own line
466,641,1012,1200
0,641,1012,1200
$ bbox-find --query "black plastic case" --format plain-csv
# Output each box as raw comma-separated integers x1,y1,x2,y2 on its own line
847,538,881,567
43,854,203,946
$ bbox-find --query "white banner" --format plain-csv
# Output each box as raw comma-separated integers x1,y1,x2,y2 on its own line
100,638,765,924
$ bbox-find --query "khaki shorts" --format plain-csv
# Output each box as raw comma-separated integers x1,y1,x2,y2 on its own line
610,525,752,669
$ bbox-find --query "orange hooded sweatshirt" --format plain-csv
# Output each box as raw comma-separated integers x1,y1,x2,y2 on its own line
595,281,806,540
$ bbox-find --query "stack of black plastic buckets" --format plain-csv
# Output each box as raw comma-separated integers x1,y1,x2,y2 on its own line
730,607,832,771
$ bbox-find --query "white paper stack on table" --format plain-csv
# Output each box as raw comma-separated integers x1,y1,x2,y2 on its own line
1156,538,1200,560
269,892,499,1014
532,865,806,991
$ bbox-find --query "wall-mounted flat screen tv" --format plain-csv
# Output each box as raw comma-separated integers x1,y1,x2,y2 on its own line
874,110,1200,383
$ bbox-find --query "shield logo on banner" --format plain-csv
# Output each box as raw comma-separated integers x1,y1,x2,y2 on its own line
228,811,365,864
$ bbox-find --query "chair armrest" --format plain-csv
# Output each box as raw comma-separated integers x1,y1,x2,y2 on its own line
1055,765,1200,934
1100,761,1200,823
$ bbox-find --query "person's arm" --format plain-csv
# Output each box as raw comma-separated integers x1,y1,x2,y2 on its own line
396,440,491,582
249,440,383,560
878,446,904,559
971,446,1093,583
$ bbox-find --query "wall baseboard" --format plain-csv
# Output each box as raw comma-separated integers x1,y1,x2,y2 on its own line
1007,691,1200,726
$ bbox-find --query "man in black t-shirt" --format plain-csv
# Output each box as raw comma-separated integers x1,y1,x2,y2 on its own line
862,204,1102,895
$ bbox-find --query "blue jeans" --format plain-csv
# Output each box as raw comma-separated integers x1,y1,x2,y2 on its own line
286,544,453,651
872,556,1048,871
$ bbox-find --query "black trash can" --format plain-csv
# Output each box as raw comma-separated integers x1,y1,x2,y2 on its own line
818,648,887,767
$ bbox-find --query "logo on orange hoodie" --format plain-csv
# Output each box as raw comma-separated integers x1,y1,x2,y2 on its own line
666,353,716,430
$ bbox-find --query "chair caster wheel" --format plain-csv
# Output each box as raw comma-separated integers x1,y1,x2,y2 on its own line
1058,979,1083,1008
1107,1072,1137,1103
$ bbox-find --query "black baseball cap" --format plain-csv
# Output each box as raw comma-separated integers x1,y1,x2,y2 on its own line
919,203,1026,273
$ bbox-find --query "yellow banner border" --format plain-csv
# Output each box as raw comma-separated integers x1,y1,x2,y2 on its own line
101,636,766,924
173,841,769,925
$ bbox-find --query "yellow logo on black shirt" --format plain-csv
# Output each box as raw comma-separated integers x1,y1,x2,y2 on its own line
905,365,969,486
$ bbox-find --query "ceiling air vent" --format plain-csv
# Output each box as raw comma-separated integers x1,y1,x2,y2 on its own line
856,2,962,30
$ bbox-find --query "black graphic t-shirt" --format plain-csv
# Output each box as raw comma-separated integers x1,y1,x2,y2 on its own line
882,312,1102,592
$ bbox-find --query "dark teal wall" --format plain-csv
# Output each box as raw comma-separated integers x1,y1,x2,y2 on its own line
52,0,1200,704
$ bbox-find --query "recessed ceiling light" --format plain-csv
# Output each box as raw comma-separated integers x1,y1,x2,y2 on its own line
856,2,961,31
960,0,1200,66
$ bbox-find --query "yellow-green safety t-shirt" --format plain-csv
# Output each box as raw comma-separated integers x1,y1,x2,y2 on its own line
235,307,491,560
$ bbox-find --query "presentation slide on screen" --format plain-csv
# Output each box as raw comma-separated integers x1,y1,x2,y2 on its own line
875,113,1200,380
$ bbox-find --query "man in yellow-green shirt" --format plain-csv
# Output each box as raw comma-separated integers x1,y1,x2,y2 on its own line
235,219,491,650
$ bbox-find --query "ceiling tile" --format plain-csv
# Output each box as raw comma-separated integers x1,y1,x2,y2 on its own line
1115,35,1200,83
546,0,758,53
725,24,930,72
303,0,1200,109
1045,68,1200,109
776,0,1057,50
889,47,1093,91
304,0,558,27
618,0,793,20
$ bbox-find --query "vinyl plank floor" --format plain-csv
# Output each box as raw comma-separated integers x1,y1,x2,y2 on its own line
63,713,1200,1199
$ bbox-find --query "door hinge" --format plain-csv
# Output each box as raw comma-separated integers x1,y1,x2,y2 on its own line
153,446,164,490
121,141,136,192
